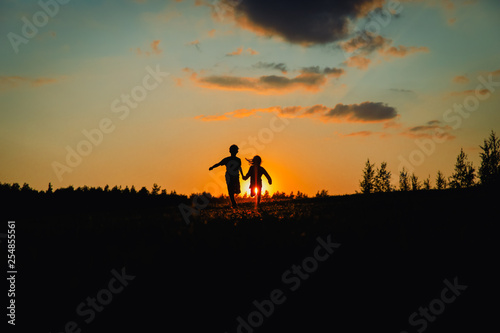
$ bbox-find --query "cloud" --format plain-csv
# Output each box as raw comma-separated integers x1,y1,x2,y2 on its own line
247,47,259,55
195,73,326,93
380,45,429,58
400,120,455,140
195,102,398,123
323,102,397,123
344,55,371,70
0,76,61,90
226,46,259,56
187,39,201,52
448,88,489,97
389,88,414,93
452,75,469,83
252,62,288,74
340,33,428,69
341,131,374,137
135,40,162,56
226,46,243,56
340,34,391,55
301,66,344,77
151,40,162,55
192,66,344,94
212,0,387,46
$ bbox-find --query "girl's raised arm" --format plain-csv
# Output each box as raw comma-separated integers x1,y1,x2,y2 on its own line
263,168,272,185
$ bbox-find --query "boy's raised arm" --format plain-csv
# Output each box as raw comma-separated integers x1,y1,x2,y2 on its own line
209,157,227,170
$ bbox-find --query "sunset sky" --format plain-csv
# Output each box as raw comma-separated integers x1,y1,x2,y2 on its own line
1,0,499,196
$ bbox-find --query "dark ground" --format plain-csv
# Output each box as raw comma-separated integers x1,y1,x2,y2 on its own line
3,186,498,332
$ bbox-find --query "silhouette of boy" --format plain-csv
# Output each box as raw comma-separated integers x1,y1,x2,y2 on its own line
209,144,244,208
242,155,272,205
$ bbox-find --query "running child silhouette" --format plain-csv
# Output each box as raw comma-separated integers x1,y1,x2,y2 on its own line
209,144,244,208
242,155,272,206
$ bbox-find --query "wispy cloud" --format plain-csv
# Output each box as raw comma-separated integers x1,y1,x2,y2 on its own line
252,62,288,74
226,46,259,56
134,40,162,56
195,102,398,123
399,120,455,140
186,39,201,52
0,76,62,90
380,45,429,58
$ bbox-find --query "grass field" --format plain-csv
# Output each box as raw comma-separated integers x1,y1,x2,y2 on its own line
6,186,498,332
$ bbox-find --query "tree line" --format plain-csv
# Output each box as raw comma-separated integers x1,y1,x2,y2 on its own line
359,131,500,193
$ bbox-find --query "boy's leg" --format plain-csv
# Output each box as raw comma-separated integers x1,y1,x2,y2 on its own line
228,189,237,207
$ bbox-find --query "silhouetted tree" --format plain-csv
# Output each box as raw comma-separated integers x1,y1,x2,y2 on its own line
47,182,53,194
449,148,475,188
315,189,329,198
423,175,431,190
374,162,392,192
410,173,421,191
139,186,149,195
296,191,308,199
478,130,500,186
21,182,32,193
151,183,161,195
436,171,447,190
359,159,375,194
399,168,410,191
262,190,270,201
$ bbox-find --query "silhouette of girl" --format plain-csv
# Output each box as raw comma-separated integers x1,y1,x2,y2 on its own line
242,155,272,205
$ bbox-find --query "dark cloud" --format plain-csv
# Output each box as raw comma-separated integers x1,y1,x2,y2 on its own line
301,66,344,77
226,0,386,45
193,65,344,93
253,61,288,73
324,102,397,122
195,72,329,93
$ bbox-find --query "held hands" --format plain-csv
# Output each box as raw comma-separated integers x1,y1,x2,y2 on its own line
209,166,214,171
